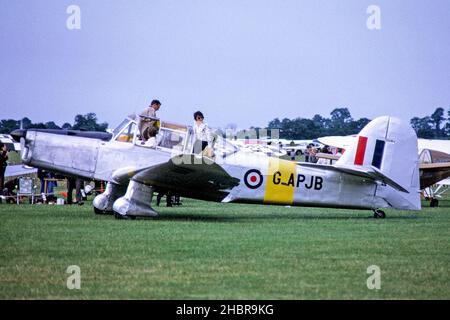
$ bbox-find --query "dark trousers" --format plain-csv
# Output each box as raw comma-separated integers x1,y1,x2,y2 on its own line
67,178,76,204
67,178,84,204
0,166,5,194
76,179,84,201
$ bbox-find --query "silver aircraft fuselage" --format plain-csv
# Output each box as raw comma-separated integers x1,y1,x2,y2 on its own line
15,115,420,217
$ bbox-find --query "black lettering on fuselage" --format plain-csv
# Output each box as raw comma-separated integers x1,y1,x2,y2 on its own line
272,172,323,190
296,174,306,187
315,176,323,190
273,171,281,185
305,176,314,189
282,173,295,187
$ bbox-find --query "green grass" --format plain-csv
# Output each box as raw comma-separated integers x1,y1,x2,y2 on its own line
0,197,449,299
7,151,21,165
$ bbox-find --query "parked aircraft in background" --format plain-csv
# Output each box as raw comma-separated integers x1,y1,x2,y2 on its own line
229,138,287,157
4,165,37,179
13,116,421,219
281,141,323,156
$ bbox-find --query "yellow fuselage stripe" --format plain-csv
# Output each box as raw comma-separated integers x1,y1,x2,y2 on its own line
264,158,297,205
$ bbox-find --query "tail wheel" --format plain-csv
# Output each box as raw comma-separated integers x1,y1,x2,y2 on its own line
373,209,386,219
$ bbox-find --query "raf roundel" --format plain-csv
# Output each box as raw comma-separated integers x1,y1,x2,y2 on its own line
244,169,263,189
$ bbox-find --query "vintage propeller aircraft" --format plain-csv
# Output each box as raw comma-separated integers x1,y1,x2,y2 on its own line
12,115,421,219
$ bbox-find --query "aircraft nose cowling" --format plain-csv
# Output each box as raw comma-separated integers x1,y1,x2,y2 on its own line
11,129,27,142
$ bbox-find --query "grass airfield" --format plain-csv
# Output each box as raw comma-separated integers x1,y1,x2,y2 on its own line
0,197,449,299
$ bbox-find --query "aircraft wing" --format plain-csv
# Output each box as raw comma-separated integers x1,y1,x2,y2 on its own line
419,162,450,170
114,155,241,201
5,165,38,178
437,178,450,186
316,135,356,150
418,162,450,189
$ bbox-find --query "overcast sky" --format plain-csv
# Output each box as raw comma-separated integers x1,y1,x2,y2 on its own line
1,0,449,129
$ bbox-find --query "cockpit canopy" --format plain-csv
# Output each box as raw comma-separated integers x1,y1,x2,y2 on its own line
111,115,237,157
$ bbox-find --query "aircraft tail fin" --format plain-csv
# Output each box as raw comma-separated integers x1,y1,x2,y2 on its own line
335,116,421,210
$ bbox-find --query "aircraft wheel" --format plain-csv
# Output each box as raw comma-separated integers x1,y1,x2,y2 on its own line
296,150,302,156
94,207,114,215
114,212,136,220
430,199,439,207
94,207,106,215
373,210,386,219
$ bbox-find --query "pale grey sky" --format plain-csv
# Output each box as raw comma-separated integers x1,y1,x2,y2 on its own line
1,0,449,129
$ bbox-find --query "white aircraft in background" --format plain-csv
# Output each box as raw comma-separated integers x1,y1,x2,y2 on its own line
0,134,21,152
230,138,287,157
317,135,450,207
281,140,323,156
4,165,37,179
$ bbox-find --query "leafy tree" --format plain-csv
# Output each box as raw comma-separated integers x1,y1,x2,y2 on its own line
28,122,47,129
280,118,293,139
446,109,450,136
21,117,32,129
72,113,108,132
312,114,329,127
61,123,72,130
267,118,282,130
44,121,61,130
430,107,445,137
350,118,371,133
330,108,353,123
410,116,434,139
329,108,353,135
0,119,20,133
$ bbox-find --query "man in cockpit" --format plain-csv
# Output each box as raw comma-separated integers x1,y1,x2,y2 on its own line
138,99,161,144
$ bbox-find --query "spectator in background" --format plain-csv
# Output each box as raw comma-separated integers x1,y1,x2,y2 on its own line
289,149,296,161
37,169,46,194
77,179,85,203
37,169,57,202
45,171,57,203
305,144,312,163
2,178,18,204
0,142,9,194
317,145,332,165
307,144,318,163
67,177,84,205
321,145,331,154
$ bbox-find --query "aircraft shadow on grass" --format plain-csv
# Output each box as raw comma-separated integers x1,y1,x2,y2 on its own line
131,212,420,222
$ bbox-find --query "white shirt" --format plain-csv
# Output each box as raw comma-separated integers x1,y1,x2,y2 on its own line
193,122,212,146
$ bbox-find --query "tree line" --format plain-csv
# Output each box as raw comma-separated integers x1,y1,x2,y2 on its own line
0,113,108,134
1,107,449,140
263,107,450,140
